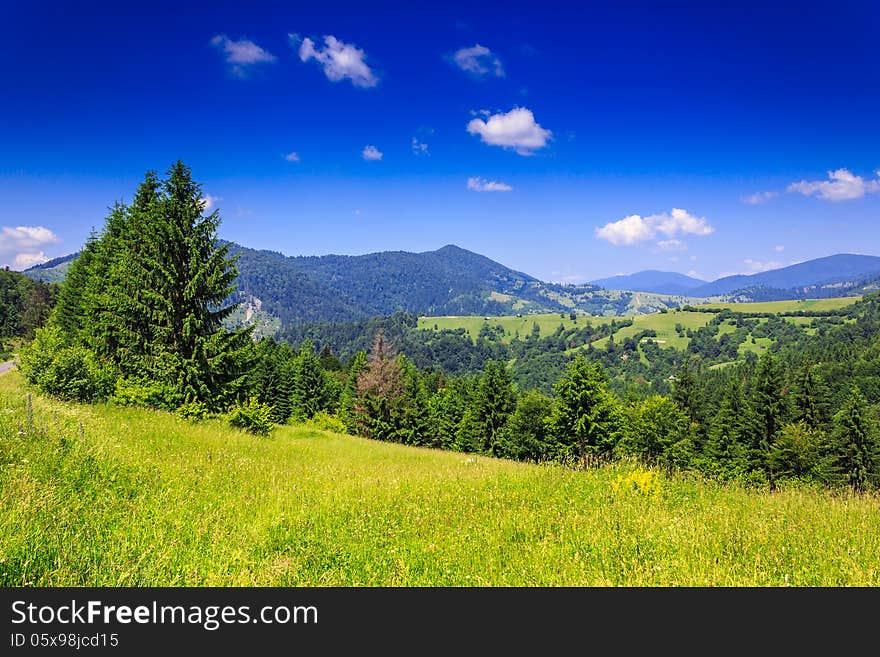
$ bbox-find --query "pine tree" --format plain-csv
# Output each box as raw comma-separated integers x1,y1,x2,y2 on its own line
828,386,878,491
704,376,751,479
48,162,252,409
792,361,831,430
752,350,790,470
504,389,553,462
546,355,624,465
339,350,368,433
51,231,99,338
354,331,405,441
472,360,516,456
149,161,252,407
291,339,331,421
672,358,702,426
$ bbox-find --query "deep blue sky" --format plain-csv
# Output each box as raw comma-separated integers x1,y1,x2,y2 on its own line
2,0,878,281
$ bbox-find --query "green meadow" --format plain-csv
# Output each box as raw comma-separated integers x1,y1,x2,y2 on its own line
2,370,878,587
420,297,861,359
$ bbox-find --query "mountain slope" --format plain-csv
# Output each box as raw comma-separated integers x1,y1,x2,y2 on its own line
20,252,78,283
592,270,706,295
691,254,880,297
25,243,685,324
590,254,880,300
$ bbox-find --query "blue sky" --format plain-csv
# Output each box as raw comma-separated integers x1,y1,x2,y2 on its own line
1,0,878,281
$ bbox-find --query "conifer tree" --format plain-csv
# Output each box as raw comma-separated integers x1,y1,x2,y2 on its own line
291,339,332,420
51,232,99,338
546,355,624,464
354,331,405,441
672,358,702,426
792,361,831,430
339,350,368,433
828,386,878,491
704,376,753,479
472,360,516,456
47,161,252,409
752,350,790,468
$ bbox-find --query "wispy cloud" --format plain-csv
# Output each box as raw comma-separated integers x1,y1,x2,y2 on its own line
595,209,713,247
466,107,552,155
741,190,778,205
362,145,383,161
292,33,377,88
788,168,880,201
411,137,429,155
452,44,504,77
200,194,222,210
0,225,61,270
774,244,785,252
466,177,513,192
210,34,276,77
284,151,300,162
742,259,783,274
656,239,687,252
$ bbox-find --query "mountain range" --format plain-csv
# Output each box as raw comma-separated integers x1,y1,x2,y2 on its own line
591,254,880,298
23,245,880,328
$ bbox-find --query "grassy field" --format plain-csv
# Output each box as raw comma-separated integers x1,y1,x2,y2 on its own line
420,298,861,361
695,297,860,313
2,370,879,586
418,313,585,343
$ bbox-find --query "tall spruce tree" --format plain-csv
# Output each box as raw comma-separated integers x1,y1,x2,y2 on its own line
473,360,516,456
149,161,252,407
792,361,831,431
291,339,332,421
751,351,790,465
704,376,753,479
828,386,878,491
546,355,624,464
672,358,703,427
48,161,252,409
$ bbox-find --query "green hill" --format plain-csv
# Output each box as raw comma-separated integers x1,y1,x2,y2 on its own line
2,370,878,586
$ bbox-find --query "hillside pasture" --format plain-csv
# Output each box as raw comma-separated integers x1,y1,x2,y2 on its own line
2,371,879,586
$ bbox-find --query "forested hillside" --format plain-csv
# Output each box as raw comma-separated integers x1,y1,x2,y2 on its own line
0,268,56,357
25,243,694,325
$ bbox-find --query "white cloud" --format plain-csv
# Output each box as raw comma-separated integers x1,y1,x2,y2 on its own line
452,44,504,77
687,269,702,279
13,251,48,269
595,208,713,246
362,145,383,161
284,151,300,162
787,168,880,201
210,34,276,76
466,177,513,192
742,259,783,274
411,137,429,155
657,239,687,252
466,107,552,155
741,191,779,205
293,34,377,88
0,225,61,270
689,255,697,262
774,244,785,252
200,194,222,210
